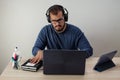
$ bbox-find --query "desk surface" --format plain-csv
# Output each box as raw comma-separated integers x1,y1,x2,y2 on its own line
1,57,120,80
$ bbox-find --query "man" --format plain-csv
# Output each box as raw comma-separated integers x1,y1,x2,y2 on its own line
30,5,93,63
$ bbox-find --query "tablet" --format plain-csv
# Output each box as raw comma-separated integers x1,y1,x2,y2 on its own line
94,50,117,72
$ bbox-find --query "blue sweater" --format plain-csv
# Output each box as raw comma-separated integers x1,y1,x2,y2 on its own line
32,23,93,58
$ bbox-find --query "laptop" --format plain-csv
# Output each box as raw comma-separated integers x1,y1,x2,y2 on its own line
43,49,87,75
94,50,117,72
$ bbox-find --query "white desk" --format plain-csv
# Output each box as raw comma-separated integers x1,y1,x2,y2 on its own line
1,57,120,80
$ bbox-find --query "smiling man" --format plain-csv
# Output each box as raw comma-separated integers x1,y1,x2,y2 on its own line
30,5,93,63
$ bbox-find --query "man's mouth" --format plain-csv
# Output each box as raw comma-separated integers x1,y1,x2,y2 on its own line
56,25,61,28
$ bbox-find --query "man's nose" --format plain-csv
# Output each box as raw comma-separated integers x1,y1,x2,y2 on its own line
55,21,60,25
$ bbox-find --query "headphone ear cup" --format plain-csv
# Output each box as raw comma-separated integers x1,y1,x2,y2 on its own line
64,8,68,22
64,14,68,22
46,14,51,23
47,15,51,23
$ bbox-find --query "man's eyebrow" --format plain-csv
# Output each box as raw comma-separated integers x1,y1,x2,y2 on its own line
51,18,63,21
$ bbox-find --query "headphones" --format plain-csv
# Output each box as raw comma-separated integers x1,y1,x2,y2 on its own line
46,5,68,23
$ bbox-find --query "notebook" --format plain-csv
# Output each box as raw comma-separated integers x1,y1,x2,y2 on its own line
21,59,43,72
43,49,87,75
94,50,117,72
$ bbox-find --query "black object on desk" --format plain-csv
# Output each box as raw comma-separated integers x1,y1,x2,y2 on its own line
21,59,43,72
43,50,86,75
94,50,117,72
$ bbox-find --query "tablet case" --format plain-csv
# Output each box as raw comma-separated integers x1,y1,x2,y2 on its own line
93,50,117,72
21,59,43,72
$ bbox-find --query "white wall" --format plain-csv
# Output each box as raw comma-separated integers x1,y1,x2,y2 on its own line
0,0,120,74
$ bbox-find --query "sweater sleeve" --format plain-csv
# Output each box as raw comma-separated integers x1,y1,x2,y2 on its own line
76,31,93,58
32,27,47,56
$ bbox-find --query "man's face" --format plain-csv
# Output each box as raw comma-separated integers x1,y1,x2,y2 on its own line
50,11,65,32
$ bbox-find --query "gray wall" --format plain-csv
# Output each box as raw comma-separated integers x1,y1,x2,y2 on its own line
0,0,120,74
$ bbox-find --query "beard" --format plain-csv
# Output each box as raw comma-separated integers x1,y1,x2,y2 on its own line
54,23,66,33
55,25,64,31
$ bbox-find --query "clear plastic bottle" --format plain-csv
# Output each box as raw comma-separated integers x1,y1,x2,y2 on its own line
12,47,22,69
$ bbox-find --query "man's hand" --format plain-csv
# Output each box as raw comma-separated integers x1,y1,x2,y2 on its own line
30,50,43,64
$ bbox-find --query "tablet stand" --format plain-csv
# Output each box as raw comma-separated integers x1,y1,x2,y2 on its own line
94,59,115,72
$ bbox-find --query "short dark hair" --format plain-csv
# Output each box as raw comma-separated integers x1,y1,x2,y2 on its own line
48,5,65,15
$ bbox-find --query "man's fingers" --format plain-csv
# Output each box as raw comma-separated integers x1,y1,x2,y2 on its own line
30,57,37,63
36,58,41,64
29,56,41,64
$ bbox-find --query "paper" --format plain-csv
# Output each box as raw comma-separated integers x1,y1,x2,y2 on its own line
26,62,35,66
